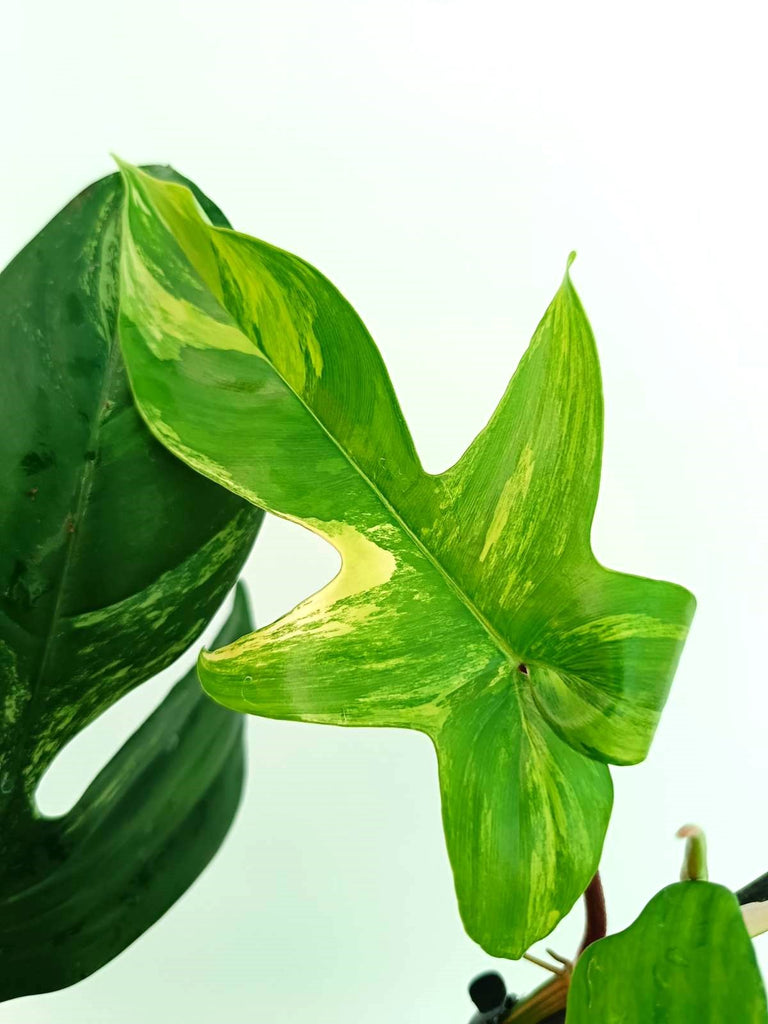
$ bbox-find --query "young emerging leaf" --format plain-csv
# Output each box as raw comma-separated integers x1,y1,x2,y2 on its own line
0,169,261,999
116,162,695,956
566,883,768,1022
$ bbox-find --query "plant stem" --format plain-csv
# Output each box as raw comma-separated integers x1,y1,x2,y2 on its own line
578,872,607,954
503,974,569,1023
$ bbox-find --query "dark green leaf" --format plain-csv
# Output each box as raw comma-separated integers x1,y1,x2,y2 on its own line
0,583,253,1002
0,168,262,999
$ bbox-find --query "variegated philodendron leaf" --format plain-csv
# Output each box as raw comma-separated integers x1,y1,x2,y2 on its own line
115,160,695,957
0,167,261,1000
0,585,254,1003
566,883,768,1022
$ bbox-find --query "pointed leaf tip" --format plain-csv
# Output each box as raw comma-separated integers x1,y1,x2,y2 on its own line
563,250,577,282
111,156,142,190
110,156,148,186
110,153,130,172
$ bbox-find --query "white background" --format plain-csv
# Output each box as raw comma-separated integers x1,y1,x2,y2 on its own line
2,0,767,1020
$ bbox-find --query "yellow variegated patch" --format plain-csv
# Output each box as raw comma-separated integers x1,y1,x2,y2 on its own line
115,161,696,957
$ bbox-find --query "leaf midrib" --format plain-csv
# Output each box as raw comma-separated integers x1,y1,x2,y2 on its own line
146,197,525,673
19,288,126,799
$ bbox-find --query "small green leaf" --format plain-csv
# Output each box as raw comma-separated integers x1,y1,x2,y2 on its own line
0,168,261,999
0,584,253,1002
566,883,768,1022
116,162,695,956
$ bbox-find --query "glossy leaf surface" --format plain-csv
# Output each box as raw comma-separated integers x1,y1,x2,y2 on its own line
116,162,695,956
0,585,253,1002
567,882,768,1022
0,169,261,997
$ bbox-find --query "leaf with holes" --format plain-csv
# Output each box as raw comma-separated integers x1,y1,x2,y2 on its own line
0,584,253,1002
566,882,768,1022
116,160,695,957
0,168,261,999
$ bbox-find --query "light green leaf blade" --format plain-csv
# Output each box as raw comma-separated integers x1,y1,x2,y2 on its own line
430,266,694,765
436,683,612,956
116,161,694,956
566,882,768,1022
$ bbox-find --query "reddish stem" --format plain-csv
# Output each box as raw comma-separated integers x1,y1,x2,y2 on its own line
578,872,607,955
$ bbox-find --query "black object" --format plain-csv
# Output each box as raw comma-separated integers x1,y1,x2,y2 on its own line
738,871,768,906
470,973,507,1013
468,972,518,1023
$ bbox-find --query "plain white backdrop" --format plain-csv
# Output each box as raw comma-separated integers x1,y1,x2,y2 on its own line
2,0,768,1020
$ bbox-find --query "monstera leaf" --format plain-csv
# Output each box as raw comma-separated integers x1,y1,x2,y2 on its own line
0,584,253,1002
566,883,768,1022
115,160,695,956
0,169,261,998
